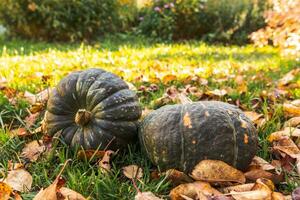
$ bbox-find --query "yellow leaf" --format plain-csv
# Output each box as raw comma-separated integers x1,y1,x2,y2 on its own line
0,182,12,200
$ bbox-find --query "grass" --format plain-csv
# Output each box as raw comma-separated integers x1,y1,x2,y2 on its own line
0,35,299,199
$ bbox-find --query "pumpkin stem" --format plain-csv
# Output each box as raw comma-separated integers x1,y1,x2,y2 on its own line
75,109,92,126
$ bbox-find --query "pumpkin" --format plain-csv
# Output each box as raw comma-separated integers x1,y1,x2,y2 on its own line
139,101,257,173
43,68,142,150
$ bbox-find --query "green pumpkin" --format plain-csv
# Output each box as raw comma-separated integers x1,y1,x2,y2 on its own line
139,101,257,173
43,68,142,150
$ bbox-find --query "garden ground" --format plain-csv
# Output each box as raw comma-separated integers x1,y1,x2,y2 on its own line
0,36,299,199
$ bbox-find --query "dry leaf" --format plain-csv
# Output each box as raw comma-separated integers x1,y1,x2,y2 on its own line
272,138,300,158
58,187,87,200
3,169,32,192
292,187,300,200
271,192,285,200
244,169,283,184
278,69,299,86
135,191,163,200
222,183,255,193
284,117,300,127
13,192,23,200
229,178,273,200
9,128,28,137
122,165,143,179
77,150,106,160
169,181,222,200
24,112,40,128
268,127,300,142
165,169,193,186
283,103,300,117
21,140,46,162
190,160,246,184
33,159,70,200
24,88,51,105
33,178,58,200
249,156,275,171
98,150,115,173
0,182,12,200
206,89,227,97
243,111,263,124
162,74,177,84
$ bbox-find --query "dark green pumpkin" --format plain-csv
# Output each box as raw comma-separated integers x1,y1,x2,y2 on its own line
43,68,142,150
139,101,257,173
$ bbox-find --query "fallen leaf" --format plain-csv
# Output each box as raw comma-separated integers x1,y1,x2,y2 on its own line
190,160,246,184
24,88,51,105
13,192,23,200
21,140,46,162
58,187,87,200
284,117,300,127
292,187,300,200
9,128,28,137
0,182,12,200
244,169,283,184
271,192,285,200
33,159,70,200
3,169,32,192
272,138,300,158
169,181,222,200
229,178,273,200
268,127,300,142
278,69,299,86
222,183,255,193
24,112,40,128
122,165,143,179
283,103,300,117
135,191,163,200
98,150,115,173
162,74,177,84
206,89,227,97
249,156,275,171
165,169,193,186
244,111,264,124
291,100,300,107
77,150,106,160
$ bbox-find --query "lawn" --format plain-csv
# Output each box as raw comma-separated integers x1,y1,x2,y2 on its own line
0,35,299,199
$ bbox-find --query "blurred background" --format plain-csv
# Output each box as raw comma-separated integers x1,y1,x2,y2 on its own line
0,0,298,55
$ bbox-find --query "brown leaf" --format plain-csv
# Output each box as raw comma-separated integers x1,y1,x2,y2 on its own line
24,112,40,128
169,181,222,200
33,159,70,200
244,169,283,184
24,88,51,105
122,165,143,179
249,156,275,171
21,140,46,162
272,138,300,158
77,150,106,160
3,169,32,192
284,117,300,127
0,182,12,200
229,178,273,200
268,127,300,142
58,187,87,200
9,128,28,137
165,169,193,186
244,111,264,124
13,192,23,200
283,103,300,117
134,191,163,200
278,69,299,86
190,160,246,184
33,178,58,200
98,150,115,173
222,183,255,193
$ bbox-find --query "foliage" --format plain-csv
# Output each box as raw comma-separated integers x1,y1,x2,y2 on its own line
0,37,299,199
250,0,300,57
0,0,123,41
137,0,268,43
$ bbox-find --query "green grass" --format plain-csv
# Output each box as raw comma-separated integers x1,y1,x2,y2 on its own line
0,35,299,199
